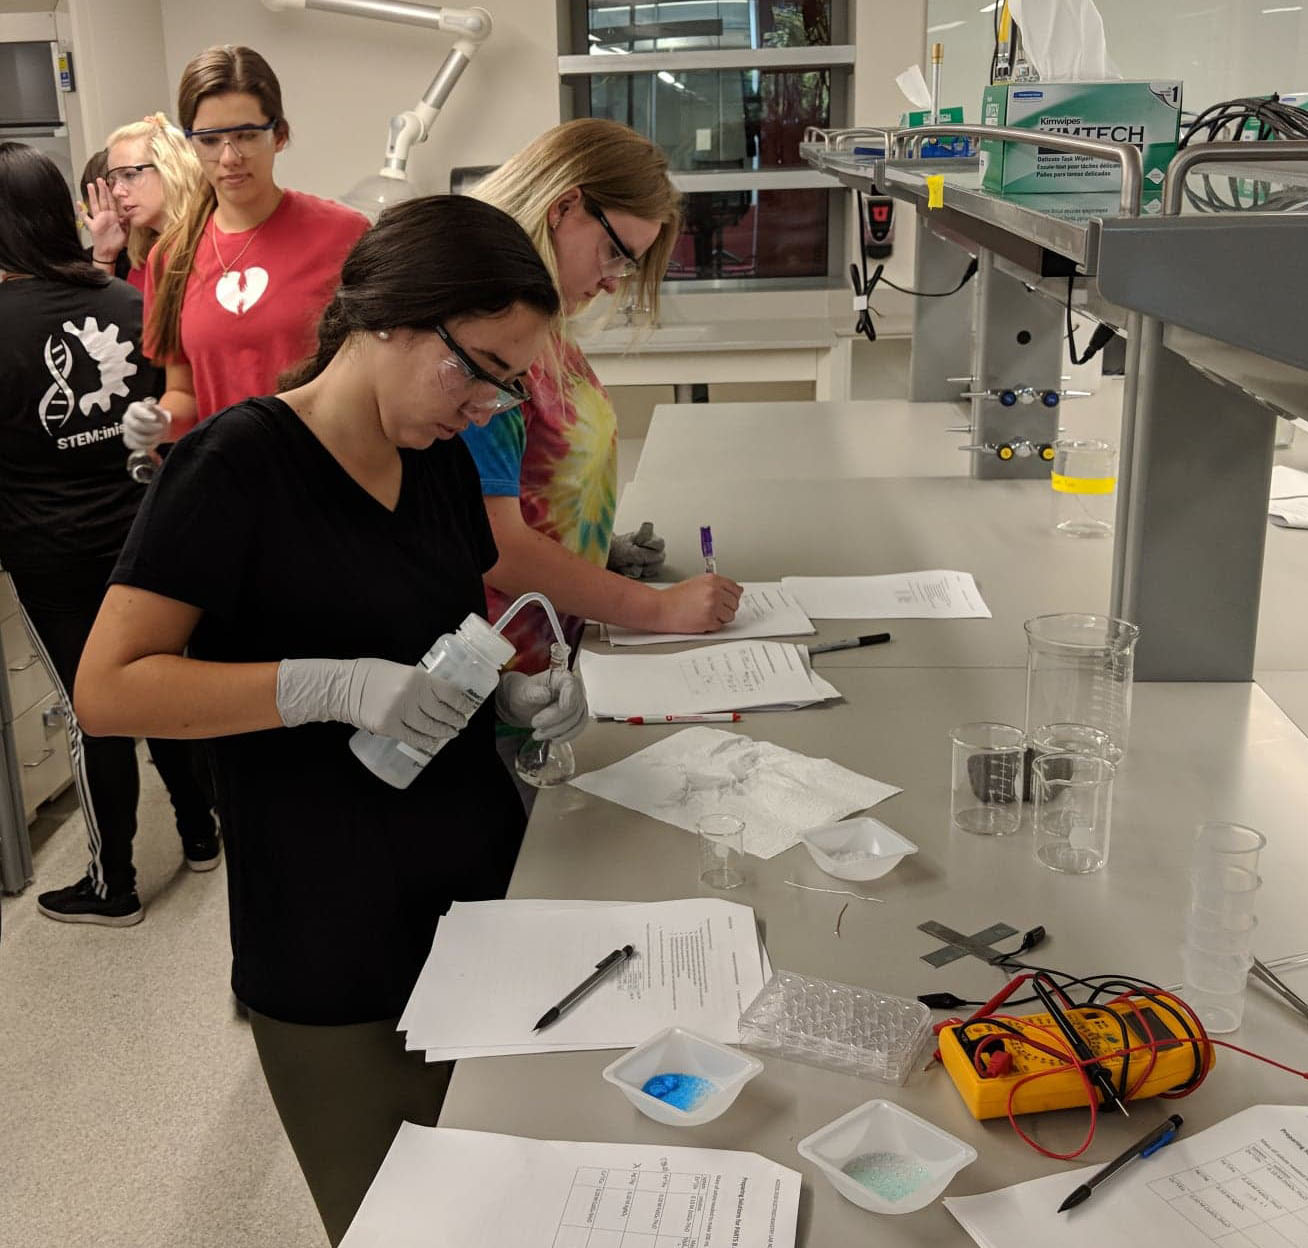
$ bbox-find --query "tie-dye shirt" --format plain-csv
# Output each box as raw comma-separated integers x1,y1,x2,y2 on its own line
460,332,616,677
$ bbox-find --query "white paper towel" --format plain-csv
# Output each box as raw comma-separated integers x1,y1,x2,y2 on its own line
1010,0,1120,80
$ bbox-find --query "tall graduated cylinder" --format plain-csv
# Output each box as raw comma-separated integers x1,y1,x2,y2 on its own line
1024,614,1139,763
350,613,516,789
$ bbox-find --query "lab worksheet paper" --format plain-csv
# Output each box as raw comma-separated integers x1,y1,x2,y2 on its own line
606,582,815,646
340,1125,802,1248
580,640,841,720
781,570,992,619
571,726,901,859
946,1104,1308,1248
400,897,768,1059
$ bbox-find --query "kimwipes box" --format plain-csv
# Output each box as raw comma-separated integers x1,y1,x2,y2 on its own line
980,80,1182,206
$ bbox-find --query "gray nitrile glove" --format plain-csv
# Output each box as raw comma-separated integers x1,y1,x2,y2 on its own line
607,520,666,580
276,657,479,753
495,669,588,742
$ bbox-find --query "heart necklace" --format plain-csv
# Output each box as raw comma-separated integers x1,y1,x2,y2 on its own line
210,212,267,281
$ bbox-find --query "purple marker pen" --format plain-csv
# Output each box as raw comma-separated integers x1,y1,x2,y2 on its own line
699,525,716,574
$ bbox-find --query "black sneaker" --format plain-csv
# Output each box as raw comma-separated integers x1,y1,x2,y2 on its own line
183,834,222,873
37,876,143,927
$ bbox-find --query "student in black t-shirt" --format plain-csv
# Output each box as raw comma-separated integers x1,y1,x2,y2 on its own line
0,142,219,925
75,195,586,1245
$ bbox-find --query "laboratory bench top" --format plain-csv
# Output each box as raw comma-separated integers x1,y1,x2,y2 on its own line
438,392,1308,1244
610,473,1308,673
631,396,1126,486
575,317,837,355
439,668,1308,1246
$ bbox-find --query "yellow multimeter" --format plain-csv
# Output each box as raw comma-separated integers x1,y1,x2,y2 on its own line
938,996,1214,1120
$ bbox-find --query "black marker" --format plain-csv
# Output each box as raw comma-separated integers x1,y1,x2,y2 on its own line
807,633,892,655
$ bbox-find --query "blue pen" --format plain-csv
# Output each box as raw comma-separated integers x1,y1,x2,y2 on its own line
1057,1114,1183,1212
699,525,716,574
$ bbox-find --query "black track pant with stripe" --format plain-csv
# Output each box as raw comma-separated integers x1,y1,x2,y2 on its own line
9,557,214,899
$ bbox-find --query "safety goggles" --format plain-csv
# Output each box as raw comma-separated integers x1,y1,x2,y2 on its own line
105,163,156,191
184,119,279,162
434,322,530,415
583,194,640,279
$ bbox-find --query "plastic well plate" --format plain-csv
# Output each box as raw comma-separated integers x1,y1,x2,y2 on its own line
798,1099,977,1214
601,1027,763,1126
799,818,919,882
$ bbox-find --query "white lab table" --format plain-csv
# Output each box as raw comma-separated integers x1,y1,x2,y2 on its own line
437,402,1308,1246
439,670,1308,1246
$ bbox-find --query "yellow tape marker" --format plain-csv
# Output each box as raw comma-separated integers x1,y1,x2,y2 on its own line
926,174,945,209
1051,473,1116,495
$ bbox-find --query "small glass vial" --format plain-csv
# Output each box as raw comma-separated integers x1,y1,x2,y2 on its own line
350,613,515,789
514,642,577,788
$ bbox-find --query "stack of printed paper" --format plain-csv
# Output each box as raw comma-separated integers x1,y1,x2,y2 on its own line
400,897,769,1060
341,1126,802,1248
571,726,901,858
606,582,815,645
579,640,840,719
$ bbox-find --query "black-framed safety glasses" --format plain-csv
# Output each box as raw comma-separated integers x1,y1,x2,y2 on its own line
433,322,530,415
582,194,640,279
104,163,156,191
184,119,280,162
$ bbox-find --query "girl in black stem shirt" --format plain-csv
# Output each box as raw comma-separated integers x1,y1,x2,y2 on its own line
75,194,586,1246
0,142,217,924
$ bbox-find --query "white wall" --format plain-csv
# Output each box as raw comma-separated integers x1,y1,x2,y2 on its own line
159,0,562,203
63,0,169,169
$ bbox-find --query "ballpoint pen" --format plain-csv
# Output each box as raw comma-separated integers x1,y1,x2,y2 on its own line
699,525,716,574
1031,976,1130,1117
623,713,742,724
533,945,635,1031
808,633,892,655
1058,1114,1183,1212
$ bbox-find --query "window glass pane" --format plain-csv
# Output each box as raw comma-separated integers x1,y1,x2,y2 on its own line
666,188,829,280
586,1,833,54
588,69,831,169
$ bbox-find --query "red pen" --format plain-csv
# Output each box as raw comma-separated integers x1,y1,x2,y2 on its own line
624,713,742,724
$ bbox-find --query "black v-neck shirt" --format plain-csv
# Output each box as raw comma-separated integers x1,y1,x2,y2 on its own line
113,396,525,1025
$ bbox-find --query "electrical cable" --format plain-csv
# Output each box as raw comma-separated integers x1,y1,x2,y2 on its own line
1065,274,1117,367
929,962,1306,1160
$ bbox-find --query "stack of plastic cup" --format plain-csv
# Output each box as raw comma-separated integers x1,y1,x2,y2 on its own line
1182,822,1265,1033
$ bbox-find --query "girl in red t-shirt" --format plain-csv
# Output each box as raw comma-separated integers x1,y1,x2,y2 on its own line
122,45,367,452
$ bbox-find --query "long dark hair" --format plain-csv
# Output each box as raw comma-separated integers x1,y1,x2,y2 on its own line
148,45,289,359
0,142,108,287
281,195,561,388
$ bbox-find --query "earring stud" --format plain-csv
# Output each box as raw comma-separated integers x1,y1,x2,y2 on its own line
376,330,390,341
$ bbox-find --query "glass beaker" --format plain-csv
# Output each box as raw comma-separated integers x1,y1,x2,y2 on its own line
514,642,577,788
1031,751,1115,874
949,722,1025,836
1050,439,1117,537
1024,614,1139,764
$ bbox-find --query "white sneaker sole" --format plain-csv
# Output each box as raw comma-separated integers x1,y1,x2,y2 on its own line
185,851,222,873
37,902,144,927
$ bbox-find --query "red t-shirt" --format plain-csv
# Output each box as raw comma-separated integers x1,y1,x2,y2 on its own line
126,265,146,293
144,189,368,421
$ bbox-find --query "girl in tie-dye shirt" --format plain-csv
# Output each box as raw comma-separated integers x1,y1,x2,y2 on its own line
463,120,742,697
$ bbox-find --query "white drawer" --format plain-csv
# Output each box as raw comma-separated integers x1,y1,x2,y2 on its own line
3,609,54,719
14,690,73,821
0,571,16,623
